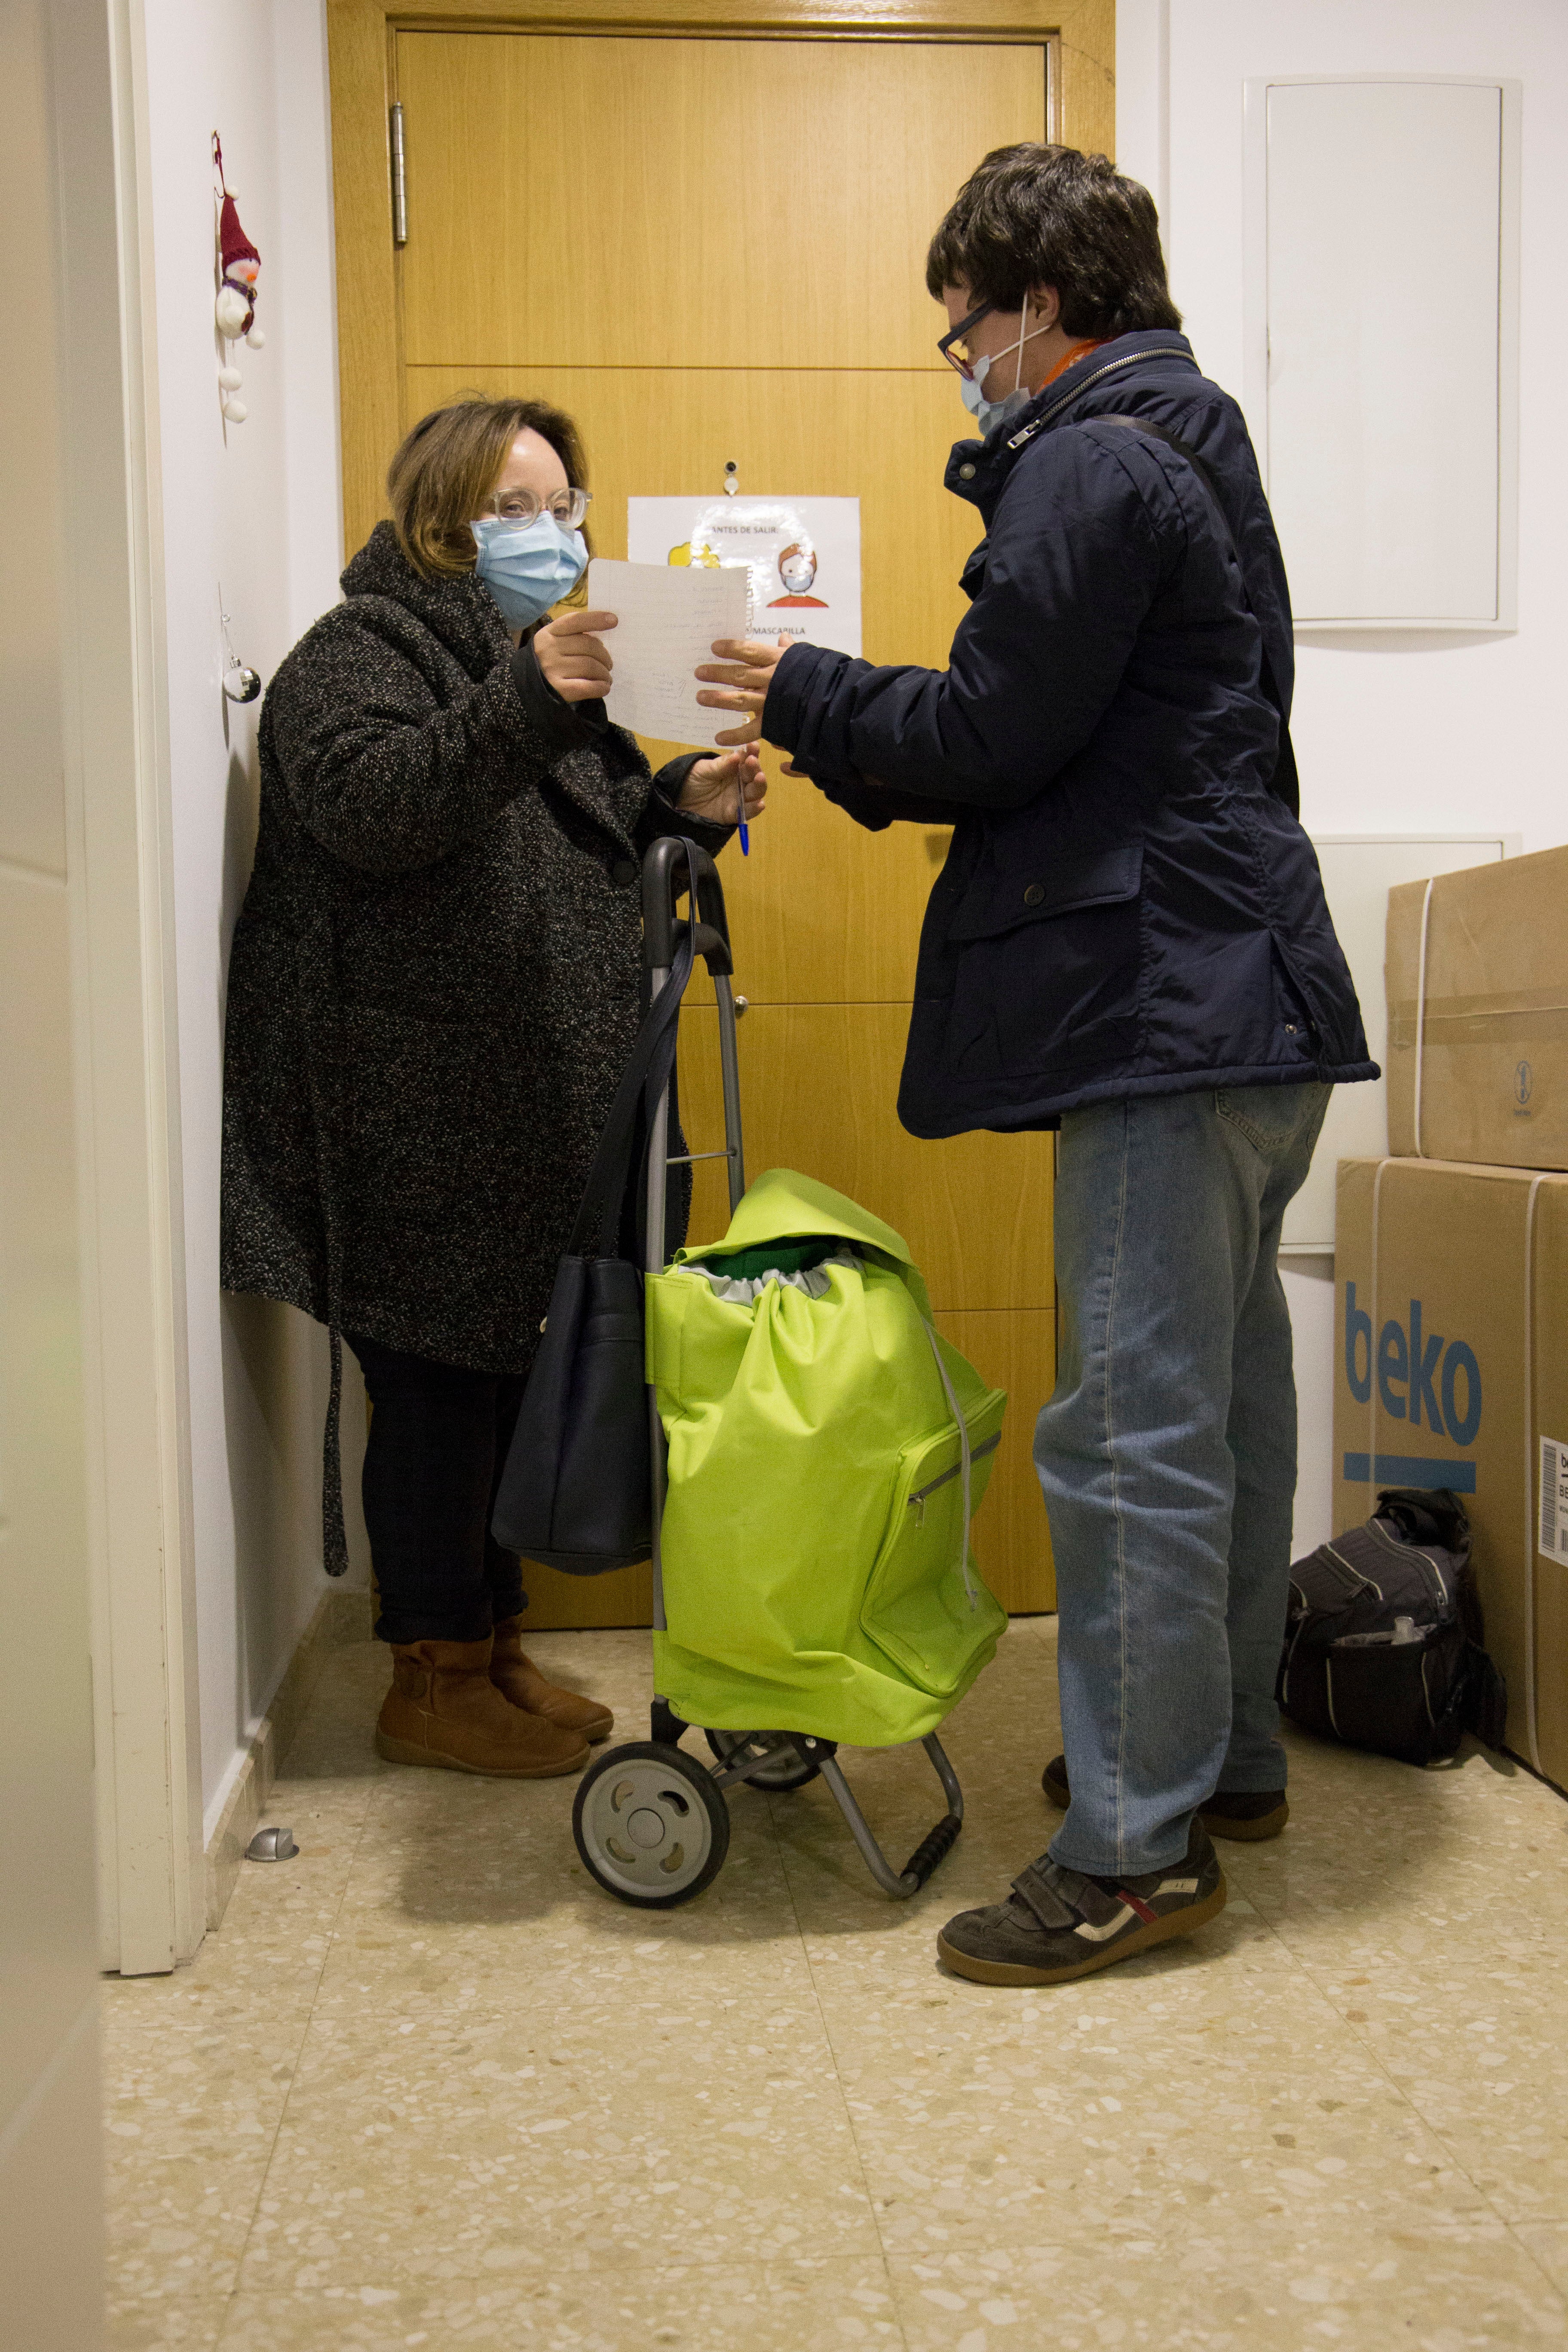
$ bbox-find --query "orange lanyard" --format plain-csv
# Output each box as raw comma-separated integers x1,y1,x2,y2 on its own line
1041,338,1109,390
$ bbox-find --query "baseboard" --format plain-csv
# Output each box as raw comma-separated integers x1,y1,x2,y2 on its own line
203,1585,374,1932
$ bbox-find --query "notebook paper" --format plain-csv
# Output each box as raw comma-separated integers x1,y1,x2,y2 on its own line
587,557,748,750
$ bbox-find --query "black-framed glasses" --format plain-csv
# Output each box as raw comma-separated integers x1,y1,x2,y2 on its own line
478,487,592,530
937,299,1000,383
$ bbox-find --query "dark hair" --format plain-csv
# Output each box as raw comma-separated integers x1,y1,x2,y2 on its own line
926,144,1181,337
386,395,589,580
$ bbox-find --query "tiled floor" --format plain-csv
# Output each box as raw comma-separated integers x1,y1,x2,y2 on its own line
104,1619,1568,2350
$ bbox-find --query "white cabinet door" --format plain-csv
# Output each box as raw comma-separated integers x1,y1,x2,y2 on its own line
1247,77,1519,630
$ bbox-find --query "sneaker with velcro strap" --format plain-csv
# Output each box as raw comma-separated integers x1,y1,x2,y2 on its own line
937,1818,1227,1987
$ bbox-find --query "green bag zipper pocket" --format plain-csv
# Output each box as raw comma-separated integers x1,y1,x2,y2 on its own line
859,1387,1008,1696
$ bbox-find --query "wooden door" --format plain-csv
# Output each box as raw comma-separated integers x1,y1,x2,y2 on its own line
331,9,1118,1626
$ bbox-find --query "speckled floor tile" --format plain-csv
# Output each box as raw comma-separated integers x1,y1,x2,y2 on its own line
182,1782,377,1984
215,2258,901,2349
103,1616,1568,2346
101,1770,373,2301
814,1923,1491,2251
102,1960,314,2302
1213,1736,1568,2228
885,2219,1566,2350
1225,1727,1568,1935
1278,1940,1568,2225
1520,2228,1568,2298
235,1964,878,2290
321,1779,808,1993
107,2290,233,2349
106,2146,274,2306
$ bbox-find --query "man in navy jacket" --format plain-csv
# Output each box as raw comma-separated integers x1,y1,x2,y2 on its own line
698,144,1374,1988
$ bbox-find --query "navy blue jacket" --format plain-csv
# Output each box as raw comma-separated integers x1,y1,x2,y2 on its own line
762,332,1376,1136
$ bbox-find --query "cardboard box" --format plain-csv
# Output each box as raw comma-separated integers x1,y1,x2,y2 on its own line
1333,1157,1568,1792
1387,845,1568,1170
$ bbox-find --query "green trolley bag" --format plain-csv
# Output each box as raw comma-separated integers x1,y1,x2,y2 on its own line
647,1169,1007,1746
569,843,1008,1912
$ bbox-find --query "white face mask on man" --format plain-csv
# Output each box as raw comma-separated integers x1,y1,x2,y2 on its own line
958,296,1050,438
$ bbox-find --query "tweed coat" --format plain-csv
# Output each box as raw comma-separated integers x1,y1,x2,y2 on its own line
221,524,728,1488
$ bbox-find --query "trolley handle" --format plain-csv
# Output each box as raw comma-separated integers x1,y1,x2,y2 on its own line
643,836,734,977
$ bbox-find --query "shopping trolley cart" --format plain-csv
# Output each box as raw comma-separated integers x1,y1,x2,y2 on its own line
570,837,999,1911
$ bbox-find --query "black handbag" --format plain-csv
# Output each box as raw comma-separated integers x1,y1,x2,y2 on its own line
489,851,699,1574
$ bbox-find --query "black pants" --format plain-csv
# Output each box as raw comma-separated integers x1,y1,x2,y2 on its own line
346,1332,528,1645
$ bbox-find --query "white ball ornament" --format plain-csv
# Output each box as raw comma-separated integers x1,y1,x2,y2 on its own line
215,284,250,338
217,365,243,391
221,395,248,424
245,325,266,349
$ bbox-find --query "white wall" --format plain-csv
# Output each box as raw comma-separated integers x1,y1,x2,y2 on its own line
138,0,368,1834
1117,0,1568,1550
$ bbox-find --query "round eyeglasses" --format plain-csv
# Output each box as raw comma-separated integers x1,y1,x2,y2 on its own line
479,487,593,530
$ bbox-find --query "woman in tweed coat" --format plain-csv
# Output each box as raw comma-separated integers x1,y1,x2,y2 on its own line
221,397,762,1779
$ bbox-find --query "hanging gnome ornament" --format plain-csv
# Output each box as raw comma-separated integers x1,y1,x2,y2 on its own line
212,135,262,425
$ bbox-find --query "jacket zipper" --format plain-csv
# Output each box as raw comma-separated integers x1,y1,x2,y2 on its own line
908,1431,1001,1524
1005,349,1194,453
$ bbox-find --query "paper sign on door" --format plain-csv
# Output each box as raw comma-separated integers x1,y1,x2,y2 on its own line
627,496,862,661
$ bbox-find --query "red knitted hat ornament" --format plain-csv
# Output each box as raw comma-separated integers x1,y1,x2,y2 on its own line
213,134,263,424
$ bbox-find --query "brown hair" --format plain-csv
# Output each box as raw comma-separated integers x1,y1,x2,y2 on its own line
386,395,590,580
927,145,1181,338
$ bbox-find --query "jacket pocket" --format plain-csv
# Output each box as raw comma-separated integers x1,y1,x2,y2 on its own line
948,845,1143,943
946,846,1145,1077
860,1389,1008,1697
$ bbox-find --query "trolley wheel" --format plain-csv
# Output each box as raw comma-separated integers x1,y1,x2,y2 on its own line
705,1729,821,1792
573,1741,729,1908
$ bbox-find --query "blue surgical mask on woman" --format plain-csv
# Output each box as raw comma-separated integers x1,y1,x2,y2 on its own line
471,513,588,630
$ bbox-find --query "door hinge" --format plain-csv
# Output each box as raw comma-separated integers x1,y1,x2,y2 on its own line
390,102,408,247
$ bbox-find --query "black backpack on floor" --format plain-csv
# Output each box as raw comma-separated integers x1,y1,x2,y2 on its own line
1277,1488,1507,1766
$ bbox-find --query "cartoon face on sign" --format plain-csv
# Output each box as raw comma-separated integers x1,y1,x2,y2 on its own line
770,543,827,607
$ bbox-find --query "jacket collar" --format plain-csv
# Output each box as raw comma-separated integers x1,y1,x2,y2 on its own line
944,331,1202,513
340,521,642,854
340,521,512,678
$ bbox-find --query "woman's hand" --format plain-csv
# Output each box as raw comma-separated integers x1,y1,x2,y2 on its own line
694,635,792,746
676,747,767,827
533,609,617,704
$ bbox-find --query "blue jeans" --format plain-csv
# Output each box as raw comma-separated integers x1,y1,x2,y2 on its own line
1034,1082,1330,1877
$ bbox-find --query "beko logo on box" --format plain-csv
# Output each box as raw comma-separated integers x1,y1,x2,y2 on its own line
1342,1284,1482,1493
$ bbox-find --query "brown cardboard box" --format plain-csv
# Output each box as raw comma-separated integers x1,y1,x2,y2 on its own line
1386,845,1568,1170
1333,1158,1568,1792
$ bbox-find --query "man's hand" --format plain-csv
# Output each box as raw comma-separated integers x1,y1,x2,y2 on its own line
534,609,617,703
676,748,767,828
694,635,792,746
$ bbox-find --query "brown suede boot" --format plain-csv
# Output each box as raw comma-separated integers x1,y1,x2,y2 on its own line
489,1615,614,1743
376,1637,589,1777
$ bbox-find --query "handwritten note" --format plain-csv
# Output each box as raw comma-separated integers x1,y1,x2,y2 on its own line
587,557,748,750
